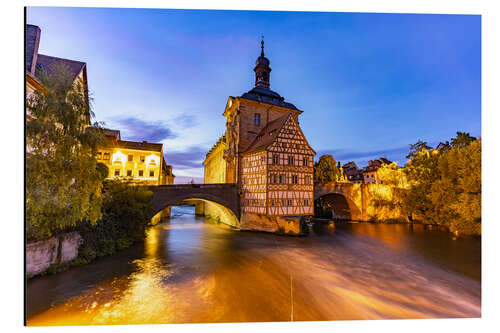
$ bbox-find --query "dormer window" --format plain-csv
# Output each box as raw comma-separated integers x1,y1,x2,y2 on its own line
254,113,261,126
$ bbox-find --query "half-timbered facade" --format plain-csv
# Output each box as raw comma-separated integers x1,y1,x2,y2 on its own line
204,38,316,218
241,113,315,216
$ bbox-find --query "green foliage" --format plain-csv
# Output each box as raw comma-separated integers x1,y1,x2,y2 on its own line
401,133,481,235
314,154,347,183
26,63,105,241
75,180,154,259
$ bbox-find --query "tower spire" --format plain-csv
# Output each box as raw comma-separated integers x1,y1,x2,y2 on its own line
261,34,264,56
254,35,271,88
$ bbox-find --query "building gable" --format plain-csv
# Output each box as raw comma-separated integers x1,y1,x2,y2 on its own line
268,114,315,156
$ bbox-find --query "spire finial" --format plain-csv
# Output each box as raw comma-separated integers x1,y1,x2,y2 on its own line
261,34,264,56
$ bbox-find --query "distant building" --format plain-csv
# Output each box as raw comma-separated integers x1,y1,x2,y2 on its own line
362,158,392,184
97,129,175,185
342,161,363,183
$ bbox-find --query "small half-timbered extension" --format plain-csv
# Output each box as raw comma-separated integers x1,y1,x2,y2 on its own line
241,113,315,216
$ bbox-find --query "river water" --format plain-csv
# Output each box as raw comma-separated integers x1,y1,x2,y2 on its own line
26,206,481,325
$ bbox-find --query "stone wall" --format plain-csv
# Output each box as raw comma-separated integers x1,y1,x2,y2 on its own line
151,206,172,225
26,232,82,276
240,212,303,235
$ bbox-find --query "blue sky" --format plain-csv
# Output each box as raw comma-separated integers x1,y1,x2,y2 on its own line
27,7,481,183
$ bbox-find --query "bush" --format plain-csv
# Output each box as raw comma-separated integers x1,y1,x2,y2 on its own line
72,180,153,265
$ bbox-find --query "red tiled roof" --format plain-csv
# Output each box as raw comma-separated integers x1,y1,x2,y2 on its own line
243,113,291,154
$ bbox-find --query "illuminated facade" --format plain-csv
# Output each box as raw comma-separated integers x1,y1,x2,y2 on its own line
98,129,175,185
204,39,315,217
203,135,228,184
362,158,392,184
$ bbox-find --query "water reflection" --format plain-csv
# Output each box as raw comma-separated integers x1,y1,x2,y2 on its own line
27,207,481,325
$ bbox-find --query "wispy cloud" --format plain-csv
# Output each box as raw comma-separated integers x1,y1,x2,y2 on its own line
113,117,177,142
111,113,198,143
171,114,198,129
165,146,207,170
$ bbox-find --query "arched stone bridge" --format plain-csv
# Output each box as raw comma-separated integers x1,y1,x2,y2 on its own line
150,183,240,219
150,182,398,225
314,183,370,221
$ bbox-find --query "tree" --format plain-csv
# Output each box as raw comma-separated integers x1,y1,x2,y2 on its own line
377,162,408,188
314,154,345,183
406,140,433,159
26,64,105,240
400,136,481,235
450,131,476,148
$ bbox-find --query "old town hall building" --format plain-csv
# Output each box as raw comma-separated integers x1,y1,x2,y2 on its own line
204,40,315,223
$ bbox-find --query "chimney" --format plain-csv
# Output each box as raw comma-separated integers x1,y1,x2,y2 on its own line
26,25,41,75
337,161,341,169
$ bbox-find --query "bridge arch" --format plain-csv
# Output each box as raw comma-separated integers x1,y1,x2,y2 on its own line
150,184,240,227
314,183,364,221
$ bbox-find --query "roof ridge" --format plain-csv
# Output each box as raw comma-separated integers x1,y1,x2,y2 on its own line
37,53,86,65
242,112,292,154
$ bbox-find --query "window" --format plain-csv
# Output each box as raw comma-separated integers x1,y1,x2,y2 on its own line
305,176,311,184
149,170,154,177
270,200,275,206
103,152,110,160
288,156,294,165
282,142,287,148
303,157,308,166
304,199,309,206
138,170,144,177
254,113,261,126
282,199,287,206
128,154,133,162
296,144,300,149
292,175,298,184
114,169,120,176
261,156,265,163
288,200,293,206
279,175,285,184
242,177,246,184
140,155,145,163
97,152,102,160
272,154,279,164
127,170,132,177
